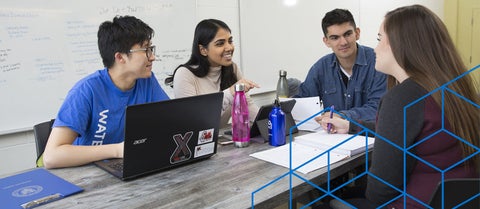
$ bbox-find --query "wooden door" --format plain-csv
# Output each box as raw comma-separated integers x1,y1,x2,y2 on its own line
457,0,480,91
470,8,480,90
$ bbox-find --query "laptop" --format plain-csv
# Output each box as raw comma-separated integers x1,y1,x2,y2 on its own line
250,99,298,142
94,92,223,180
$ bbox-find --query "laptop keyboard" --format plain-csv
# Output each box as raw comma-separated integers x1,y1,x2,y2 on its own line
108,161,124,171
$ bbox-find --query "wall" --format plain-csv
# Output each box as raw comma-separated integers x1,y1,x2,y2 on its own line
0,131,36,175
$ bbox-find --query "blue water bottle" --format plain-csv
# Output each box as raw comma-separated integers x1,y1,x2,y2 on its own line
268,98,286,146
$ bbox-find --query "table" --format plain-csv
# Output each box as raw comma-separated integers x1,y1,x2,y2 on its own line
25,136,368,209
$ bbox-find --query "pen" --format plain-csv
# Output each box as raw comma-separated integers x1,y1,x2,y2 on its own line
21,193,63,208
327,105,334,134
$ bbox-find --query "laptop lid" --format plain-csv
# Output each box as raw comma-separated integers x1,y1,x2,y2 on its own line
95,92,223,180
250,99,297,142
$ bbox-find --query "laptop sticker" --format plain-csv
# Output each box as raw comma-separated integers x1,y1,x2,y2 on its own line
170,131,193,164
198,128,214,144
194,142,215,158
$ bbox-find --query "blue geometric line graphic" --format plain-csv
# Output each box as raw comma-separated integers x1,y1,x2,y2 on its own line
251,64,480,209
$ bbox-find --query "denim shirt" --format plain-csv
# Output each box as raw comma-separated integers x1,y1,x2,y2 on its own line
297,44,386,122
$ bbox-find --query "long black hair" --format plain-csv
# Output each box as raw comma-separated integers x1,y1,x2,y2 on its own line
98,16,153,68
165,19,237,91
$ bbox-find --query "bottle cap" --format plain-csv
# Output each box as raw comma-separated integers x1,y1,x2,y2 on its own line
235,83,245,92
273,97,281,107
279,70,287,77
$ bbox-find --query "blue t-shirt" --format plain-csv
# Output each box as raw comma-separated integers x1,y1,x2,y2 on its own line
297,44,386,121
53,68,169,145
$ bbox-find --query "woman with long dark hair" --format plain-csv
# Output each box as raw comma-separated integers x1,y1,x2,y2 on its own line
165,19,259,127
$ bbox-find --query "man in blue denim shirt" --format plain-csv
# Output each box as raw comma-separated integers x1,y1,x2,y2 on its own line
296,9,386,122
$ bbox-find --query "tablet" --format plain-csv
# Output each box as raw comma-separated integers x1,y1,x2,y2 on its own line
250,99,298,142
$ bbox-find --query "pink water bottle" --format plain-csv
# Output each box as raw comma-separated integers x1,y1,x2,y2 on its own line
232,83,250,148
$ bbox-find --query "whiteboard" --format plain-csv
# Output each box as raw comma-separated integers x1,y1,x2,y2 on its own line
239,0,442,94
0,0,196,134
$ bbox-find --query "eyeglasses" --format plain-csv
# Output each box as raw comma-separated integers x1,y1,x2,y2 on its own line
129,45,156,58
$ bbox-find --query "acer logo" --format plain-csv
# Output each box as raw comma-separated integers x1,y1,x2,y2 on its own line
133,138,147,145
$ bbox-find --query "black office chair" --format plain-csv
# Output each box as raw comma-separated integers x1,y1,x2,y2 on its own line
428,178,480,209
33,119,55,167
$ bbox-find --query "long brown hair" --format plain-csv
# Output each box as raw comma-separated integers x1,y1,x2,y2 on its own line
384,5,479,169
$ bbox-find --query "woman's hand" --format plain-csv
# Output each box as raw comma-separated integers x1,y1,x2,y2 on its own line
315,114,350,134
229,78,260,95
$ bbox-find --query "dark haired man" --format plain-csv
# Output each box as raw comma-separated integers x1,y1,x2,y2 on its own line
297,9,386,122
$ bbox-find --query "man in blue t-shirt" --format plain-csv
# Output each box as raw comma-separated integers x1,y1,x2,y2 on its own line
43,16,169,168
296,9,386,122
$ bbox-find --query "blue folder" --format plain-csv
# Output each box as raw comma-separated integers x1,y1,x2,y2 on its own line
0,168,83,208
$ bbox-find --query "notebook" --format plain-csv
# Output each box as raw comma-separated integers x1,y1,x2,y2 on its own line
294,131,375,156
0,168,83,209
250,130,374,174
94,92,223,180
250,99,298,142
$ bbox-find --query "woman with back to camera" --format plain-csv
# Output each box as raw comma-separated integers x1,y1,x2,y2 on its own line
165,19,259,128
319,4,480,209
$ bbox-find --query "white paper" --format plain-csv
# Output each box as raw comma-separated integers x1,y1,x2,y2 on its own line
280,97,323,131
250,142,347,174
295,130,375,156
250,131,374,174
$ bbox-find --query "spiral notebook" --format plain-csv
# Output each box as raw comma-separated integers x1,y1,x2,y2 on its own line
250,131,374,174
